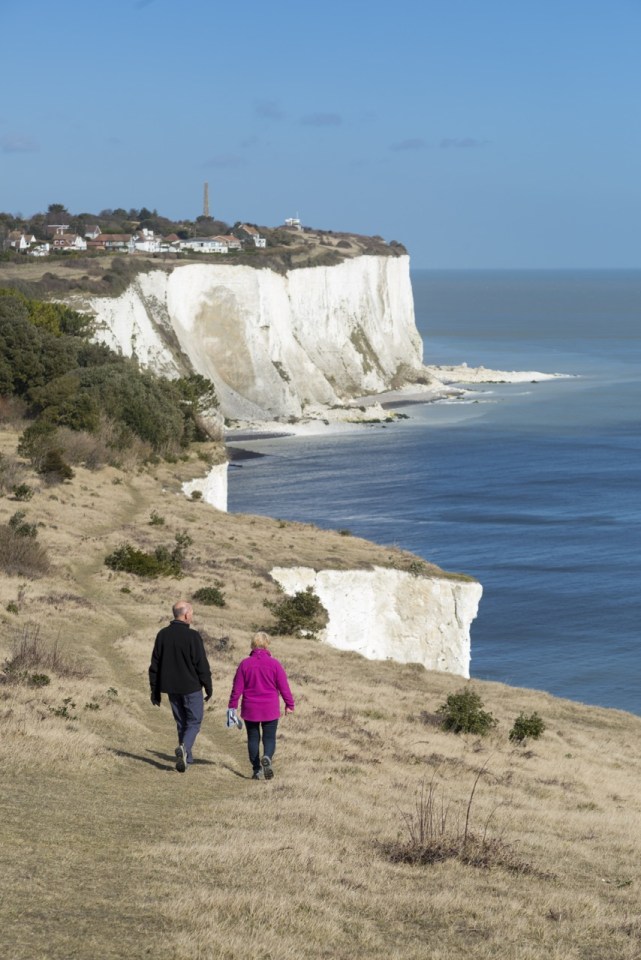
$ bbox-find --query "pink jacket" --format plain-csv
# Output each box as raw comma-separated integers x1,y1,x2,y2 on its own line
228,648,295,722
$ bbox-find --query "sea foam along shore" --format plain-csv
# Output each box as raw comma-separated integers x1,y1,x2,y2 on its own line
225,363,571,439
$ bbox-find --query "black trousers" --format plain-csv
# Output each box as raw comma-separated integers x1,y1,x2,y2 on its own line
244,718,278,773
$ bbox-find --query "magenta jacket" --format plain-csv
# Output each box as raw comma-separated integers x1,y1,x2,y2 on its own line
228,648,295,722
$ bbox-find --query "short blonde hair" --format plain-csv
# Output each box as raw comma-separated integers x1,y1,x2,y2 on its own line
251,631,271,650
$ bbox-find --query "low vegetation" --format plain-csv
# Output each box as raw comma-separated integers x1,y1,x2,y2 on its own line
509,710,546,743
104,532,192,579
192,586,226,607
0,427,640,960
0,288,219,467
263,586,328,637
436,687,498,735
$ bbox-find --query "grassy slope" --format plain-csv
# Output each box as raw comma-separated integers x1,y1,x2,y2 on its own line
1,426,641,960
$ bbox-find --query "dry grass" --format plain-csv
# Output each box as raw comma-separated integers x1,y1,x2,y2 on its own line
1,428,641,959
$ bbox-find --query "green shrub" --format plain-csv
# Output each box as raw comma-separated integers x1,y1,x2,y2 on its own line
190,490,203,501
436,688,497,736
509,712,545,744
192,586,226,607
12,483,33,501
6,601,19,614
38,448,74,483
8,510,37,538
264,587,327,637
149,510,165,526
104,533,189,578
29,673,51,687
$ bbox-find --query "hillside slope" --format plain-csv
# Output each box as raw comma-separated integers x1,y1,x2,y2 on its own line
1,429,640,960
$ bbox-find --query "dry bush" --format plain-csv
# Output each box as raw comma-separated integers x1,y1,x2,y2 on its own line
55,426,112,469
0,452,27,495
0,524,49,576
384,766,535,875
1,623,88,683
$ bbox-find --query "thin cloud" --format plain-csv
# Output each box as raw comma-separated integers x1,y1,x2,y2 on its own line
300,112,342,127
440,138,488,149
1,134,39,153
390,138,427,152
205,153,247,169
254,99,284,121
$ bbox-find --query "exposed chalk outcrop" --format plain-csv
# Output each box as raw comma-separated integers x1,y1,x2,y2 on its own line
271,566,482,678
87,256,422,420
181,463,228,511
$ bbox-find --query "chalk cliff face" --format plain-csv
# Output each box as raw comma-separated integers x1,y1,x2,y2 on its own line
181,463,228,512
88,255,422,420
271,566,482,678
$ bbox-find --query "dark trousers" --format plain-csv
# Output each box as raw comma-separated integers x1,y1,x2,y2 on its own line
245,718,278,773
168,691,204,763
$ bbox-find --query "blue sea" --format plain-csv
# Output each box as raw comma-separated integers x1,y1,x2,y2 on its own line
228,270,641,715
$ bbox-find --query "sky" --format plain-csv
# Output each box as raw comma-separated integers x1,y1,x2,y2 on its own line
1,0,639,269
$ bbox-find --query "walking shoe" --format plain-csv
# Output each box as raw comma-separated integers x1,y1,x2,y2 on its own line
175,744,187,773
252,769,264,780
261,756,274,780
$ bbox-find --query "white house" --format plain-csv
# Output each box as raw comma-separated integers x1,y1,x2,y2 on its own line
235,224,267,248
284,216,302,230
133,229,161,253
215,234,242,251
179,237,228,254
51,233,88,252
8,231,37,251
84,225,101,240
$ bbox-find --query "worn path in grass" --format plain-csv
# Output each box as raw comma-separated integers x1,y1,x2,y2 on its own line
1,613,251,960
1,471,254,959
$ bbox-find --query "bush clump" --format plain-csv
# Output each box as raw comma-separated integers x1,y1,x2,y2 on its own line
264,587,327,637
104,533,191,578
436,688,497,736
0,521,49,577
192,586,226,607
12,483,33,501
509,711,546,744
1,624,85,684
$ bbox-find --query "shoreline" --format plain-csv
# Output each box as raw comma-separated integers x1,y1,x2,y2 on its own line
225,364,573,442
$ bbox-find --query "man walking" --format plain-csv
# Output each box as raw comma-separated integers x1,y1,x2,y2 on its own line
149,600,212,773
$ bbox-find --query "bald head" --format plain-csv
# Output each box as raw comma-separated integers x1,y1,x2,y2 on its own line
172,601,193,622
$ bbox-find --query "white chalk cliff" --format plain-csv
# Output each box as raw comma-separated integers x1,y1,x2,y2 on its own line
271,566,482,678
87,256,422,420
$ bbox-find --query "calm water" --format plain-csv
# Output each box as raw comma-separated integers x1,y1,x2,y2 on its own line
228,270,641,715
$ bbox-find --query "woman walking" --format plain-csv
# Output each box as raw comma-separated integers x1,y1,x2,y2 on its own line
227,632,295,780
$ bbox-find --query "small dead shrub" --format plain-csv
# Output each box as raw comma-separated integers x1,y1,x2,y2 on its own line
55,427,111,470
1,623,87,683
0,453,26,495
0,524,49,576
384,767,533,875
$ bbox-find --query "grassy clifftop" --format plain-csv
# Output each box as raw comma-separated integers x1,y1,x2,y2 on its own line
0,229,406,302
1,426,640,960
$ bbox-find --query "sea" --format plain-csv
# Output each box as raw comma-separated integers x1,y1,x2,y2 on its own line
227,270,641,716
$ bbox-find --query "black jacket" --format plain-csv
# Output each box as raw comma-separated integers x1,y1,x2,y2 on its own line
149,620,212,698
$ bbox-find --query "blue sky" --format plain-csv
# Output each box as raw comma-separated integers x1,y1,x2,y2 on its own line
1,0,639,268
